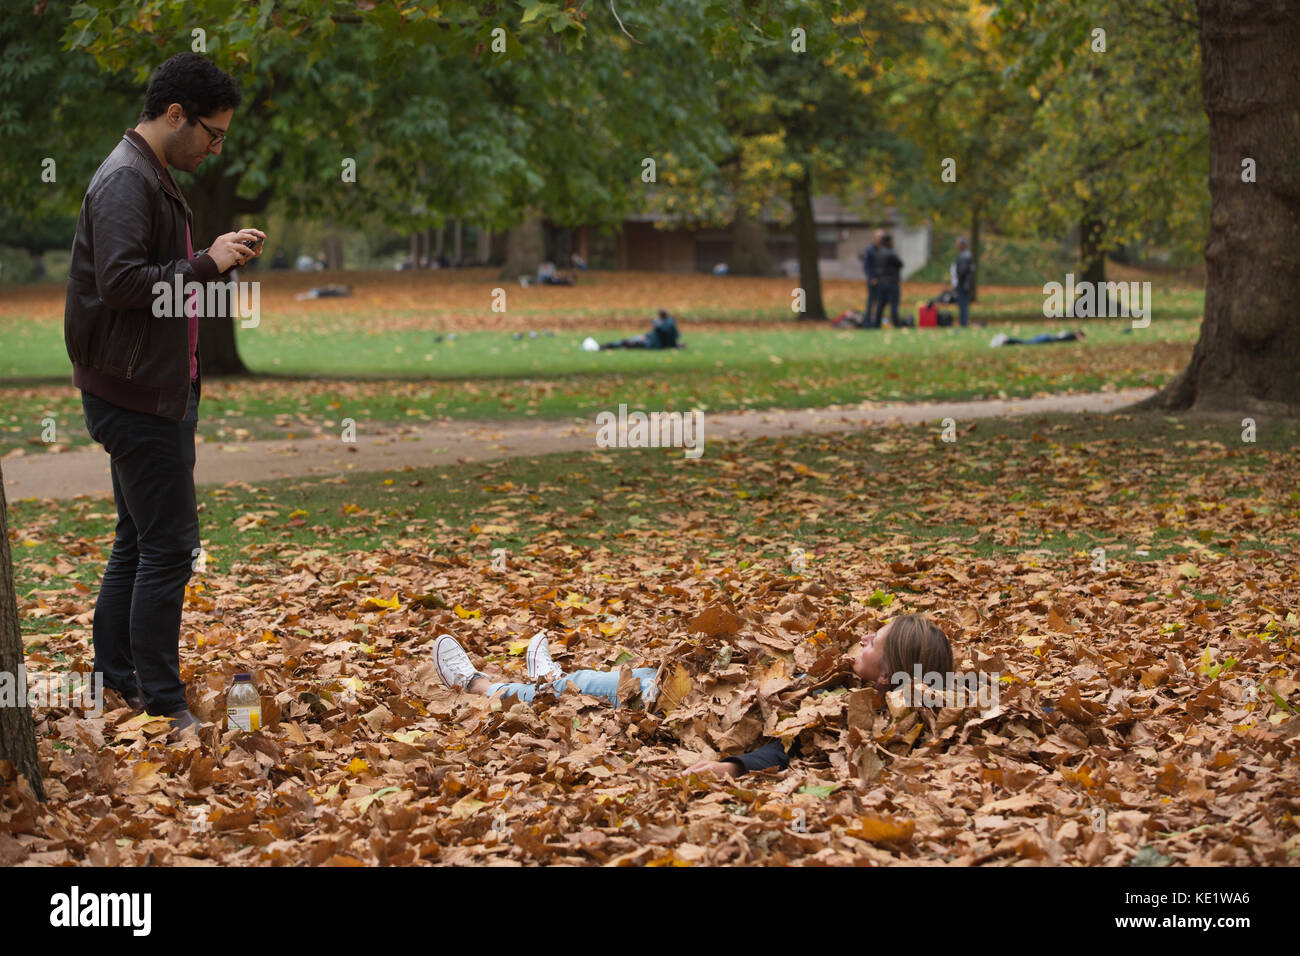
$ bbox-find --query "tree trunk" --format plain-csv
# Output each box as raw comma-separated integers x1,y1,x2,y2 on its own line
1079,212,1106,286
729,208,773,276
1138,0,1300,414
0,461,45,802
790,168,826,319
970,207,981,302
322,235,344,271
500,213,545,279
189,168,250,376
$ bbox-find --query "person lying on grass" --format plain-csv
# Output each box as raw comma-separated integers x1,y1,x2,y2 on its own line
432,613,953,778
600,309,682,350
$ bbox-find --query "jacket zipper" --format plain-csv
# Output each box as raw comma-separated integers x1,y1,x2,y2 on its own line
125,323,148,380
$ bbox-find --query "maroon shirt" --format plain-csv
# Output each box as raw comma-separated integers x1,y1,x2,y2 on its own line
123,129,213,381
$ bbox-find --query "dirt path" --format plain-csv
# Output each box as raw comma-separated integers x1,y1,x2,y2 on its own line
3,388,1155,501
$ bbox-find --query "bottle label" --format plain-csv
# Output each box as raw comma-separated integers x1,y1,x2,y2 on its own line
227,706,261,732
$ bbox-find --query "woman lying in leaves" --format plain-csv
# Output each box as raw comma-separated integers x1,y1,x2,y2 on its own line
432,613,953,778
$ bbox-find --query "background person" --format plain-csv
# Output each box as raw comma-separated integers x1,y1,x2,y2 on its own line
859,229,885,328
599,308,682,349
870,233,903,328
951,236,976,327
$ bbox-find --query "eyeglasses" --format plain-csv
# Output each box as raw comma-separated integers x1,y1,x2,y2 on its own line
193,115,227,147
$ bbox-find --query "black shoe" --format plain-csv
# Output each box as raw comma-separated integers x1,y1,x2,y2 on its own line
108,683,146,712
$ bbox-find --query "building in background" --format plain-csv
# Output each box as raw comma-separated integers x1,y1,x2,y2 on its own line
605,195,930,278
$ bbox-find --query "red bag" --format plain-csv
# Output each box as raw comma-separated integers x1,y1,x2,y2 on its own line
918,303,938,328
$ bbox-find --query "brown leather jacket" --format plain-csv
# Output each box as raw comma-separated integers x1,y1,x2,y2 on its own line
64,129,224,420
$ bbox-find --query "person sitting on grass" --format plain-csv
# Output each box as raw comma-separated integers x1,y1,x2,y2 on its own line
990,328,1086,347
536,260,576,285
432,613,954,778
596,308,683,350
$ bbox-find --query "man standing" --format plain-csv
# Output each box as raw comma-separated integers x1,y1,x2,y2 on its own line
859,229,884,328
951,237,976,327
871,232,904,328
64,53,264,733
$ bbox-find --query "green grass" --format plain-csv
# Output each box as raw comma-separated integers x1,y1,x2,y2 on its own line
0,319,1199,455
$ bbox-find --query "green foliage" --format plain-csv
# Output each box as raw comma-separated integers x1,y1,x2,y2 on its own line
992,0,1208,259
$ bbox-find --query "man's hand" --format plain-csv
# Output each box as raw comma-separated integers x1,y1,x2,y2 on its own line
686,760,741,778
209,228,267,272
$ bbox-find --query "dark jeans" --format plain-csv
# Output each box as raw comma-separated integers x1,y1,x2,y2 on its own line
864,282,880,328
956,288,970,327
1005,331,1082,345
601,335,652,349
81,381,200,715
871,282,900,327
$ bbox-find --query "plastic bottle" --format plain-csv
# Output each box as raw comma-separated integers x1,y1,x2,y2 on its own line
226,673,261,732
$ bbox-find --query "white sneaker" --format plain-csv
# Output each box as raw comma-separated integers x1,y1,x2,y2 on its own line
582,336,600,352
434,634,482,690
526,630,562,683
990,332,1008,348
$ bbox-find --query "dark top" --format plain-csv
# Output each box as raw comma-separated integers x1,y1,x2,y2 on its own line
953,249,975,294
721,676,832,775
860,244,881,280
878,249,903,285
723,736,797,774
648,314,680,349
64,129,226,421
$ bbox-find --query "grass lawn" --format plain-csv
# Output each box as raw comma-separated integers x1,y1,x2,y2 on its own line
2,273,1200,454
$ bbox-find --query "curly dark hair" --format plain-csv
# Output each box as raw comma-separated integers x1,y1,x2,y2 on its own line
139,53,241,123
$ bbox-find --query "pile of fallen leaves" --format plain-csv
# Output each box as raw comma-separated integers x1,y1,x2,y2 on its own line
4,540,1298,866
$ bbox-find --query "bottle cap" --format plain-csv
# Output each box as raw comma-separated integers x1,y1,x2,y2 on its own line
233,672,253,681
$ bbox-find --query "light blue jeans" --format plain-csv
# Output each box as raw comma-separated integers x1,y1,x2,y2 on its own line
486,668,657,708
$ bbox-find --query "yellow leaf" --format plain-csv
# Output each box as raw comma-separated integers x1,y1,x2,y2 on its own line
346,757,370,776
656,663,694,715
363,595,402,611
453,604,481,619
450,795,486,819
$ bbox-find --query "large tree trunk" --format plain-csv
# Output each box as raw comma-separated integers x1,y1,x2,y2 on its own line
970,206,981,302
500,213,545,279
322,234,344,271
729,208,773,276
1138,0,1300,415
189,168,250,376
0,461,45,801
790,168,826,319
1079,211,1106,286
